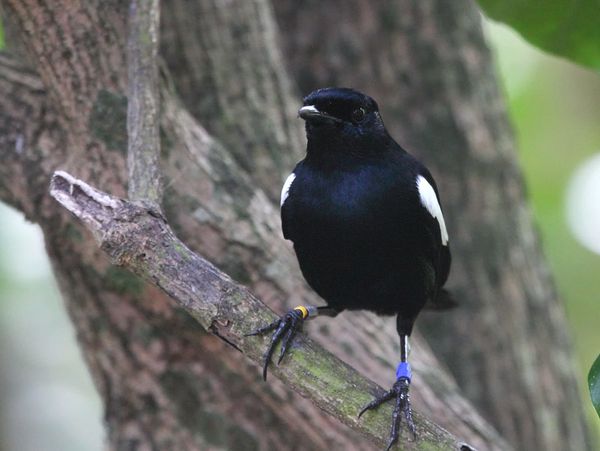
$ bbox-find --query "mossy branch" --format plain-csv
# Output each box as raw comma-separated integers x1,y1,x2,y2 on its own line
49,170,473,451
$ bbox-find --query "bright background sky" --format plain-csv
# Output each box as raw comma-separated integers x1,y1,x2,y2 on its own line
0,18,599,450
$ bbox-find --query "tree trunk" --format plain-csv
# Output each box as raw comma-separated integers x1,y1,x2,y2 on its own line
0,0,591,450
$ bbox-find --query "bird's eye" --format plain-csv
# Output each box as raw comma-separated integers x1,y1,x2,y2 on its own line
352,107,366,123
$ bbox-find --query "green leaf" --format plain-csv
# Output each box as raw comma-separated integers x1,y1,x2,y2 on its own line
478,0,600,71
590,353,600,417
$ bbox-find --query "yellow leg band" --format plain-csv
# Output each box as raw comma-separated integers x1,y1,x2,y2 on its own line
294,305,309,319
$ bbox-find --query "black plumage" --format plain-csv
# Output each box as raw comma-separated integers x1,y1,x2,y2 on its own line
249,87,452,449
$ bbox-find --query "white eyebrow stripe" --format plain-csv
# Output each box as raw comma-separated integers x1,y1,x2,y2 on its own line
417,175,449,245
280,173,296,207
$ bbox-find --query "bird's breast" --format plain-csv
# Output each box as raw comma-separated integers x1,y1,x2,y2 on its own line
284,162,427,313
288,164,414,244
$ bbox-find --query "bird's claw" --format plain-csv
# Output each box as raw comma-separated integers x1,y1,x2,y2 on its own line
359,378,415,450
246,308,306,380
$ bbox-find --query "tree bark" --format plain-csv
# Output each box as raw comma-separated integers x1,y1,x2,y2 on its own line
160,0,304,202
0,0,590,450
127,0,162,205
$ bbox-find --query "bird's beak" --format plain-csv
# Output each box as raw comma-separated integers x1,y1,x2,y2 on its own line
298,105,343,124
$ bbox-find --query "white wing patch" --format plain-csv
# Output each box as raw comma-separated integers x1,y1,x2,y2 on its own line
417,175,449,245
280,173,296,207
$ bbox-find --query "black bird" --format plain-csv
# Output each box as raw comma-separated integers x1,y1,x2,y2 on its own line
248,87,452,449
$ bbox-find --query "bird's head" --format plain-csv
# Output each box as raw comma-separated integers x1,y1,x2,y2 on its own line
299,87,390,156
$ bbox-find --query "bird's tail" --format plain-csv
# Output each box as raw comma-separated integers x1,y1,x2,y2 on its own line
424,288,458,311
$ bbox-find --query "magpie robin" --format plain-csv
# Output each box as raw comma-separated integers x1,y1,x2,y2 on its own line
248,87,452,449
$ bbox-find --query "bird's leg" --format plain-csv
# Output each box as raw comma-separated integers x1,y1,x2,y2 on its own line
359,334,415,450
246,305,338,380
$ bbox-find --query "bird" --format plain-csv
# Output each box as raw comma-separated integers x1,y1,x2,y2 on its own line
247,87,453,450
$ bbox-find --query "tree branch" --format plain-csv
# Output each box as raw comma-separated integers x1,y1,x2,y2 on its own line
127,0,162,205
49,170,474,451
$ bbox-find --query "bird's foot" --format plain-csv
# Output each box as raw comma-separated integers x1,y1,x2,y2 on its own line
246,306,314,380
358,363,415,450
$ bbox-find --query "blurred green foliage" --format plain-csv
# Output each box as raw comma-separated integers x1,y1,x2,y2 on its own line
0,203,103,451
590,354,600,417
0,19,4,49
479,0,600,71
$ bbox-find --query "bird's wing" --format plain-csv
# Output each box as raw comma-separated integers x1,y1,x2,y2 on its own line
416,168,451,290
416,173,448,246
280,172,296,240
280,173,296,208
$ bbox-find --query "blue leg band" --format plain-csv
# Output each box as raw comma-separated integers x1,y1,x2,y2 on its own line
396,362,412,382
